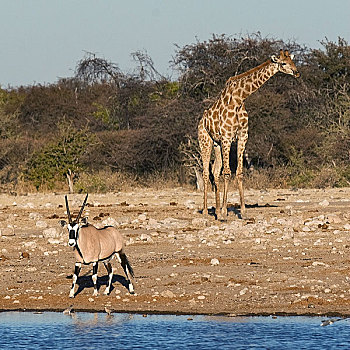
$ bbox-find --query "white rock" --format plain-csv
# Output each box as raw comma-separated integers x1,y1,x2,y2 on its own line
24,241,37,249
239,288,248,296
36,221,48,228
319,200,330,207
117,216,131,225
312,261,329,267
327,214,342,224
48,238,61,244
147,218,160,229
27,267,37,272
191,218,208,228
29,212,42,220
140,233,153,242
210,258,220,266
138,214,147,221
43,228,59,238
0,227,15,236
184,234,196,242
24,202,35,209
161,290,176,298
184,199,196,209
101,217,119,227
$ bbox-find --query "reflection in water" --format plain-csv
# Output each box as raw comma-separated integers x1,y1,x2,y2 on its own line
71,312,134,328
0,312,349,350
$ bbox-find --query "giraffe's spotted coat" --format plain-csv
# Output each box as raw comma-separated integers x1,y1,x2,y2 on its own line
198,50,300,219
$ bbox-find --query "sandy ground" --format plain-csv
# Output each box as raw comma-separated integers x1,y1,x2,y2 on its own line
1,186,350,316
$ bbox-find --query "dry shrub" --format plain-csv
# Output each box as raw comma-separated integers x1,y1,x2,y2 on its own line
74,170,138,193
244,168,290,189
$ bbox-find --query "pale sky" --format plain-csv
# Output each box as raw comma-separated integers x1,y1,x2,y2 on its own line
0,0,349,87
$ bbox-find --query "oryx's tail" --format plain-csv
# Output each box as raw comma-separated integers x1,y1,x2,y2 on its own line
120,252,134,278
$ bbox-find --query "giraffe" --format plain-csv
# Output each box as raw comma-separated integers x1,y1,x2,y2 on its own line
198,49,300,220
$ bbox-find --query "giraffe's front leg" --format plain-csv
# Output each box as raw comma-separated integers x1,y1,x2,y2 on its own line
237,127,248,219
219,140,231,221
198,123,213,217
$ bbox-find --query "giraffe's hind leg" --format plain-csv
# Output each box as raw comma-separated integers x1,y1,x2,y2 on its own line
236,122,249,219
198,122,213,216
212,143,222,216
220,138,232,221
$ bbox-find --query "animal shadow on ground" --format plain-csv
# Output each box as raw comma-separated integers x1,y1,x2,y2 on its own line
227,202,278,219
199,202,278,220
66,273,130,297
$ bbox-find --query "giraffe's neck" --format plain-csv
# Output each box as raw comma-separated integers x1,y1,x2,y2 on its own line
228,60,278,101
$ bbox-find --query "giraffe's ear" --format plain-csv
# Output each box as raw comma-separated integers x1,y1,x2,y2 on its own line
271,55,278,63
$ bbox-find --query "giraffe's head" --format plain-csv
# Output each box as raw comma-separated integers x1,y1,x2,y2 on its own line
271,49,300,78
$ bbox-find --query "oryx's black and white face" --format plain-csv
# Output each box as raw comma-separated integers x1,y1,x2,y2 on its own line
60,193,88,248
68,221,79,247
59,220,80,247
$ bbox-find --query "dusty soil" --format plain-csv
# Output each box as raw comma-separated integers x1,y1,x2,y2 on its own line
1,186,350,316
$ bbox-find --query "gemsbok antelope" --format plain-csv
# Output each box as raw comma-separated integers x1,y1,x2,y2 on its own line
60,194,135,298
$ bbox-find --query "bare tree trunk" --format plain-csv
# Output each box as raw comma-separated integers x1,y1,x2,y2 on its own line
66,169,74,194
194,167,204,191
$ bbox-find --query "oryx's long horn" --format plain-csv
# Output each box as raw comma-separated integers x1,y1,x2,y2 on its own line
76,193,88,222
65,195,72,224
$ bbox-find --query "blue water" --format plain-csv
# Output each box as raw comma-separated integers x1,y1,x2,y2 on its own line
0,312,349,349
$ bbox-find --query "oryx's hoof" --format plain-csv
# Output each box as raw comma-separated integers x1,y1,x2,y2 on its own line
103,288,110,295
128,284,135,294
93,290,98,297
69,292,75,298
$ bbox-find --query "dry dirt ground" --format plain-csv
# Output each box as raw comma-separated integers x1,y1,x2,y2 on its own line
1,186,350,316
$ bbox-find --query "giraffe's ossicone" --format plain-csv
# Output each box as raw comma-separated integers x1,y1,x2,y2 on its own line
198,49,300,220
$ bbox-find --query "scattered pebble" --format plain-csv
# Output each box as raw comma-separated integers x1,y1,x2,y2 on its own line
210,258,220,266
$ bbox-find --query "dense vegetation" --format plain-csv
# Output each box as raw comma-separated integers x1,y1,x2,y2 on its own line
1,33,349,192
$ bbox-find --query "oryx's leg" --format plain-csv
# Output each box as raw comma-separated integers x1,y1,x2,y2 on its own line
103,261,113,295
70,262,81,298
117,252,135,294
92,262,99,296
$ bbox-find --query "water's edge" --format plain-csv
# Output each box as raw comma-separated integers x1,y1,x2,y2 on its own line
1,307,350,318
